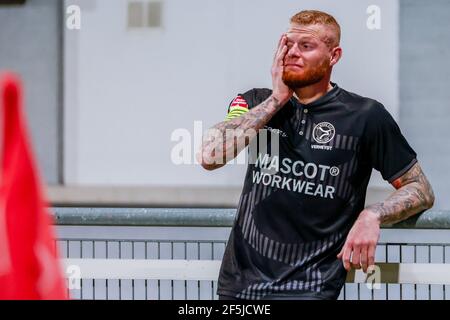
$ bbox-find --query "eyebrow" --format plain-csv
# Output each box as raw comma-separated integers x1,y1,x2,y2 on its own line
286,36,317,43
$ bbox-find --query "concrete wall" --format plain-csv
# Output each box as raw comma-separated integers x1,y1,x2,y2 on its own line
0,0,62,184
399,0,450,209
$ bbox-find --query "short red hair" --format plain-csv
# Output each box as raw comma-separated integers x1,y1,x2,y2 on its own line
290,10,341,47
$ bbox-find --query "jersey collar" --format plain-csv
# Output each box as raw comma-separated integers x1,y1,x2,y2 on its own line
290,82,341,109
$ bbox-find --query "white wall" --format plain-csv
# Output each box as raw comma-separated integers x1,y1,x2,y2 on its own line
64,0,398,187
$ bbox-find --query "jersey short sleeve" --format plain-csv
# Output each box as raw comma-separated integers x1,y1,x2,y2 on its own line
224,88,273,121
225,95,250,121
364,103,417,183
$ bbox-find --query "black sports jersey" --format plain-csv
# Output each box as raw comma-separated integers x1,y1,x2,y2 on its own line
217,83,417,300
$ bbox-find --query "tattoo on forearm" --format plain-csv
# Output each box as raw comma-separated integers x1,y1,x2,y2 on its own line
366,163,435,225
200,95,283,167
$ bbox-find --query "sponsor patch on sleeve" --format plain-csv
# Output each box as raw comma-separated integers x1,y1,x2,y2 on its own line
225,95,249,121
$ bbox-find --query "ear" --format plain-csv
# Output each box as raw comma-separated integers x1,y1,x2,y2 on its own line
330,47,342,67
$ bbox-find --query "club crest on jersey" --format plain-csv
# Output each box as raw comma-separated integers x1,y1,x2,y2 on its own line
312,122,335,144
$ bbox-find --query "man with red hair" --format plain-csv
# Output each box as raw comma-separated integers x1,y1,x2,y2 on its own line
198,10,434,300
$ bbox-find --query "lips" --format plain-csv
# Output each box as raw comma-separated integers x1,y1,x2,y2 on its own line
285,64,303,68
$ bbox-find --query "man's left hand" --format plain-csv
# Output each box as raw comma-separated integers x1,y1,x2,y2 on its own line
337,210,380,273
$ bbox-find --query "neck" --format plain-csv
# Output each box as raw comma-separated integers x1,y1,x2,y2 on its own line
293,77,334,105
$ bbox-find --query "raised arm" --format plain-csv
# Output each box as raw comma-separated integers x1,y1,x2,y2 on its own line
197,34,293,171
197,96,284,171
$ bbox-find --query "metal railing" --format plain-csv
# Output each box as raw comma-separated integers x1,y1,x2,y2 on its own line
53,208,450,228
53,208,450,300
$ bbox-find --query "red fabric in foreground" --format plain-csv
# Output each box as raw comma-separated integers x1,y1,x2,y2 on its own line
0,73,68,300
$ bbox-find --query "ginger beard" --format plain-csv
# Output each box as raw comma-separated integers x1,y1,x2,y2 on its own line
282,57,331,89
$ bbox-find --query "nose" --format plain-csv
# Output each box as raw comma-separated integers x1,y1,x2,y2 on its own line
287,42,301,58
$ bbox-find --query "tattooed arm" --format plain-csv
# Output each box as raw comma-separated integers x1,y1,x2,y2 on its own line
366,162,435,224
197,33,293,171
338,162,435,272
197,95,285,170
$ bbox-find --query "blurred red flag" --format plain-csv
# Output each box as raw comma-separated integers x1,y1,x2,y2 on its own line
0,73,68,300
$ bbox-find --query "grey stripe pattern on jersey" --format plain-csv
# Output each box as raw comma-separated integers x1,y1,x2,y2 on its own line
237,183,275,241
235,261,327,300
237,181,344,265
332,154,359,201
